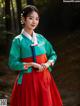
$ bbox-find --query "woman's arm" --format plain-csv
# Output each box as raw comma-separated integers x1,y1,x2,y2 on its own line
8,37,29,71
46,39,57,63
44,39,57,71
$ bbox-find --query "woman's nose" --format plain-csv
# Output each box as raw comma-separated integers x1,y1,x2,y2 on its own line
32,20,36,24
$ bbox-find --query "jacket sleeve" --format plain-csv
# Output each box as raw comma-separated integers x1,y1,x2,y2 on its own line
45,40,57,72
8,37,26,71
45,40,57,64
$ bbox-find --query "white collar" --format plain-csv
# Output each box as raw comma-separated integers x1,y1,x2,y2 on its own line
21,29,38,45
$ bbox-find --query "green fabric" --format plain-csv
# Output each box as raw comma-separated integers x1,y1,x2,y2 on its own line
21,34,47,57
17,67,32,84
9,33,57,84
9,37,26,71
38,34,57,63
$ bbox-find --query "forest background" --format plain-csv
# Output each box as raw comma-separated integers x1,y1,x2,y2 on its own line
0,0,80,106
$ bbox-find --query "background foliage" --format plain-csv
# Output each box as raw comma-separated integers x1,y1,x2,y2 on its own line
0,0,80,106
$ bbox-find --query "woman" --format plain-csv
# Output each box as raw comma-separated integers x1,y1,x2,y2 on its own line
9,5,63,106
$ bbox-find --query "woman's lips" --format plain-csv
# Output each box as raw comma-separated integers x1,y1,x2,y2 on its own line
31,24,36,27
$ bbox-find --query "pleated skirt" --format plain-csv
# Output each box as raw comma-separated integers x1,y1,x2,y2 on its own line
10,69,63,106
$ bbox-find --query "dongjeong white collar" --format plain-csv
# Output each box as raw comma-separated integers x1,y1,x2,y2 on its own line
21,29,38,46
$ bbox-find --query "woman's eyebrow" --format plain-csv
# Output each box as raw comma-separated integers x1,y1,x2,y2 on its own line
28,15,33,17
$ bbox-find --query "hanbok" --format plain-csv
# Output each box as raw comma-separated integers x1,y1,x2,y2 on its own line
9,30,63,106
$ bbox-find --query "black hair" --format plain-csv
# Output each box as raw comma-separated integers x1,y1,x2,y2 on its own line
21,5,39,18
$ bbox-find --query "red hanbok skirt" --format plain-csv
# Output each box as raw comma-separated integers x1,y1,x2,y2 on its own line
10,55,63,106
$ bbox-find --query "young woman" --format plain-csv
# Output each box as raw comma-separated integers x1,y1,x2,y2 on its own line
9,5,63,106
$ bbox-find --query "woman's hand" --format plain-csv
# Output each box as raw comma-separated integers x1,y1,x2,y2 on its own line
24,62,33,69
24,61,54,72
32,63,43,72
32,62,47,72
41,61,54,70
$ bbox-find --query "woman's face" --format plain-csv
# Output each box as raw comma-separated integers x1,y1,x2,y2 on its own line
24,11,39,31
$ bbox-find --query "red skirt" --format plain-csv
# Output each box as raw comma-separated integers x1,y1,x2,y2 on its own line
10,69,63,106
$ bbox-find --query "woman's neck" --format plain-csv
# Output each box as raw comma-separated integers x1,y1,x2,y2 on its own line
24,28,33,36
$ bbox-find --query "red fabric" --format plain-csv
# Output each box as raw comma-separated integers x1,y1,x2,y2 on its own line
10,54,63,106
21,54,48,64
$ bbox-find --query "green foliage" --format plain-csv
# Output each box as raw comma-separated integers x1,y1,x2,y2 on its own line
11,0,16,8
0,0,5,8
21,0,27,8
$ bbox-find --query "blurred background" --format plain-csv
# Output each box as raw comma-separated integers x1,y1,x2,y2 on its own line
0,0,80,106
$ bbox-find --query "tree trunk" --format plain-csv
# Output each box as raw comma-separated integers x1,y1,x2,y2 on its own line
16,0,22,33
5,0,11,31
11,0,17,33
5,0,12,55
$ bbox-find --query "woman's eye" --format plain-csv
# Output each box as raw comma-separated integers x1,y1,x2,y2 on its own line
29,17,33,20
36,18,39,21
28,17,39,21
